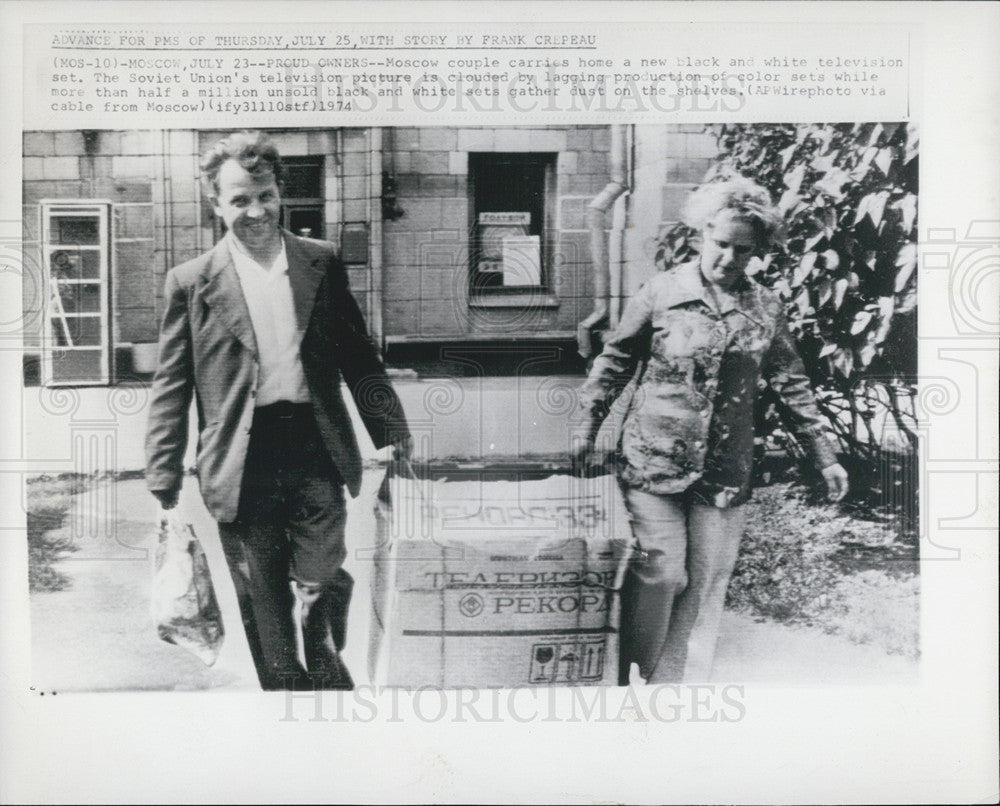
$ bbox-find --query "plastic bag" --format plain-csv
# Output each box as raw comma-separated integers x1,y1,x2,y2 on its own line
150,511,224,665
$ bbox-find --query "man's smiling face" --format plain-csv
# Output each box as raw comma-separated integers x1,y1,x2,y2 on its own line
212,158,282,252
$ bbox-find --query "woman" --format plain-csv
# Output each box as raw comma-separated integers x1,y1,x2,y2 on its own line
575,176,849,684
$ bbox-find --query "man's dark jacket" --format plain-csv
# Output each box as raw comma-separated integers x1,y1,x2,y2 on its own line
145,230,408,522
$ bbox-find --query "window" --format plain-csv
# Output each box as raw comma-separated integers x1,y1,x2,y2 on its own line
280,156,326,239
469,153,555,293
213,155,325,240
41,202,112,385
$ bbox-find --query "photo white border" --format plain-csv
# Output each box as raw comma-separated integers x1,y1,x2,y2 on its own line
1,2,997,803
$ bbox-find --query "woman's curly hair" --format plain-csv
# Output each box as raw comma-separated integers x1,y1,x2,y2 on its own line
680,174,786,251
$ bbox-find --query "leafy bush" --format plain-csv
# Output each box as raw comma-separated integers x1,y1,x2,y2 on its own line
655,123,919,502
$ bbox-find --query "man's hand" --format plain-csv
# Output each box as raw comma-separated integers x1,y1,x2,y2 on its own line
821,463,849,502
152,489,179,511
571,436,596,477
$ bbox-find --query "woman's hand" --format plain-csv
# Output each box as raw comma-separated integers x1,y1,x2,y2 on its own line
821,463,849,502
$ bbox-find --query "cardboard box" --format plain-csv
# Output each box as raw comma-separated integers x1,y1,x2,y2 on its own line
368,472,631,688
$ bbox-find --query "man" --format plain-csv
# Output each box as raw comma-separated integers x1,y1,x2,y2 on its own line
145,130,411,690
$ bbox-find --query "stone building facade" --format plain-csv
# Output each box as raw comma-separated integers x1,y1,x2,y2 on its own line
21,125,717,385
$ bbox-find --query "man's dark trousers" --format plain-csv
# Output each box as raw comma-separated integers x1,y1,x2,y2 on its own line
217,401,353,690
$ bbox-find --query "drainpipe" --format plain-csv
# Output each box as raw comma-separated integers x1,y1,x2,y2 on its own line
577,124,629,358
608,155,628,329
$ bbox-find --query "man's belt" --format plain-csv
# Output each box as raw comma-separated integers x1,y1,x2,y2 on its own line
255,400,313,420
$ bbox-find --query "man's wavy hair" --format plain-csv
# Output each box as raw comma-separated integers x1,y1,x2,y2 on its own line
680,174,785,252
200,130,286,198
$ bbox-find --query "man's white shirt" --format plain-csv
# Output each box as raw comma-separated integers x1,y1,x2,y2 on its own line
227,234,311,406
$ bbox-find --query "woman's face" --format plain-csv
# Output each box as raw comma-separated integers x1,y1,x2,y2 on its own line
699,211,758,290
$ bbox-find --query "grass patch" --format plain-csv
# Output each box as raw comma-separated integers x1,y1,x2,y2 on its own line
728,481,919,660
26,475,87,592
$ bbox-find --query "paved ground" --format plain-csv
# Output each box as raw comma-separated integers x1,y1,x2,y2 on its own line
24,382,918,691
29,474,918,692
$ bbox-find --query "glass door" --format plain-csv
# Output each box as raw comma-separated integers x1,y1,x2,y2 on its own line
41,202,112,386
